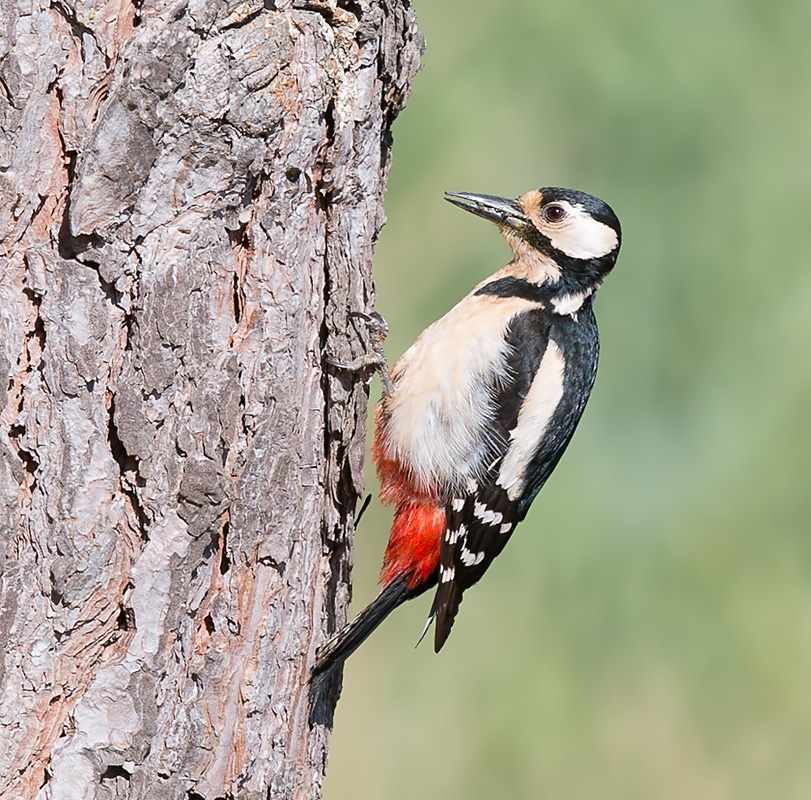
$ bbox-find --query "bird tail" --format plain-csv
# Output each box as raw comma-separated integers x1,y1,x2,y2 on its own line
311,575,410,682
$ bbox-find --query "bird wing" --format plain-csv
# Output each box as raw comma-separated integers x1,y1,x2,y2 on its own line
432,304,601,651
432,307,549,651
432,303,599,651
433,485,518,651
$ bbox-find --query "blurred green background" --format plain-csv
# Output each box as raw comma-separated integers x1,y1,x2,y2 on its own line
324,0,811,797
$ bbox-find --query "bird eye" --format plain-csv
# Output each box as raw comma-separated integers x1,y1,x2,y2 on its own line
542,204,567,223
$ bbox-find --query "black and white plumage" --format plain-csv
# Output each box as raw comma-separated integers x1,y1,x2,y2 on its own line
432,297,604,648
411,188,622,650
312,186,621,682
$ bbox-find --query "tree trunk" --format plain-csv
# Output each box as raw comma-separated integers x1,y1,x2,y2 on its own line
0,0,421,797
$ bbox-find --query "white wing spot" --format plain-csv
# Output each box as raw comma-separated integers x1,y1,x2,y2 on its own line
452,498,465,512
460,546,485,567
473,501,502,526
440,566,455,583
500,522,513,535
445,523,466,545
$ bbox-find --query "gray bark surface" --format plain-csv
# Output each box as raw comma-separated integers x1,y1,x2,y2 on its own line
0,0,421,797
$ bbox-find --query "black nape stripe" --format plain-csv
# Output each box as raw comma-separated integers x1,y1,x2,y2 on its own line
475,277,547,304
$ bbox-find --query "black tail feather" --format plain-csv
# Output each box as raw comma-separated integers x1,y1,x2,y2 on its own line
311,576,410,682
433,580,463,653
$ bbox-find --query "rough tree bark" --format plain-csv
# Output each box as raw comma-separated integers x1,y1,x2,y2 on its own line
0,0,421,797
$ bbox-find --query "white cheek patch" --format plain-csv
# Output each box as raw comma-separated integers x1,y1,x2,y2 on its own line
497,339,566,500
545,202,618,260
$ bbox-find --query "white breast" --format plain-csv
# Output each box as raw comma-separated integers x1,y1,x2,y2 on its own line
382,294,534,495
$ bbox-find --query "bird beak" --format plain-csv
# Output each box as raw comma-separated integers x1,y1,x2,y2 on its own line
445,192,530,233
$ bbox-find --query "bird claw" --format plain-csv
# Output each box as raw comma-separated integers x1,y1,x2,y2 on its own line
348,310,389,336
327,352,387,371
327,310,393,395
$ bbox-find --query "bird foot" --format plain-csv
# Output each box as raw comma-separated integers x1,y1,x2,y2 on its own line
327,311,393,395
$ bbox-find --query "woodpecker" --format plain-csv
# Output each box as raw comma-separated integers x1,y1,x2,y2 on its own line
313,187,621,680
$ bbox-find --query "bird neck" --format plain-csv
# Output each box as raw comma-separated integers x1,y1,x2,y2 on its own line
489,248,609,316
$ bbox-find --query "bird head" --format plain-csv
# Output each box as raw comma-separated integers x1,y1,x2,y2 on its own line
446,187,621,299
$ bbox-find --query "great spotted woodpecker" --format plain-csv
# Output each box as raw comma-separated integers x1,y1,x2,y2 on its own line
313,187,621,680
